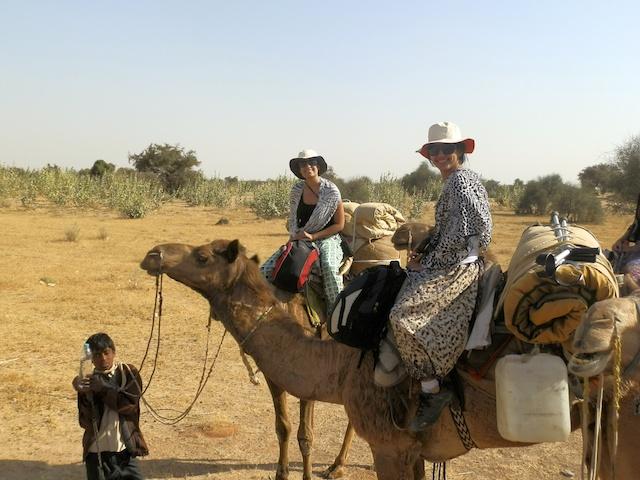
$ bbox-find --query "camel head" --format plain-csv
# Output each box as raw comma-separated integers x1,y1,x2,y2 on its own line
140,239,272,303
391,222,434,252
620,272,640,297
568,291,640,378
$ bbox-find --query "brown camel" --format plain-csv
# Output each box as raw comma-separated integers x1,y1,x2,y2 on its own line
568,283,640,480
257,285,355,480
140,238,591,480
259,224,437,479
207,224,436,480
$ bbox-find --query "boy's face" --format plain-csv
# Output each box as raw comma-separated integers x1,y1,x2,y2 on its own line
91,347,115,371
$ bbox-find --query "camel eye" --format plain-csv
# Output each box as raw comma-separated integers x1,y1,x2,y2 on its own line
195,253,209,264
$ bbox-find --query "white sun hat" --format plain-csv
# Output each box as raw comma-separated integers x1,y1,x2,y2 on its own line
417,121,475,158
289,149,328,178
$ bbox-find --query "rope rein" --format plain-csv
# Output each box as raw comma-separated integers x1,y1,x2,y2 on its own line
135,255,274,425
135,265,227,425
580,324,624,480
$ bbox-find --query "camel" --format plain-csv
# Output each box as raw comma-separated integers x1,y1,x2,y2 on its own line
140,238,592,480
250,224,437,480
567,280,640,480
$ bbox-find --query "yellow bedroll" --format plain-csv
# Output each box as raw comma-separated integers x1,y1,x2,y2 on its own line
497,223,618,344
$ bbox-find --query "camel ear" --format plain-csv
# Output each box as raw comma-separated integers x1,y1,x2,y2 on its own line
250,254,260,264
225,239,241,263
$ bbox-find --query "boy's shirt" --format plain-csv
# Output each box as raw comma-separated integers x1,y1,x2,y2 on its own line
88,362,126,453
77,362,149,459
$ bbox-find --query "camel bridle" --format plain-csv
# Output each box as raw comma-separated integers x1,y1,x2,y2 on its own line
136,251,228,425
137,251,275,425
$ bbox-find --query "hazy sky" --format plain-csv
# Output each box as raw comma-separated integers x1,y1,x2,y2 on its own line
1,1,639,184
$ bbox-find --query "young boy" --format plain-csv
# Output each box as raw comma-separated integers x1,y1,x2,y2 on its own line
72,333,148,480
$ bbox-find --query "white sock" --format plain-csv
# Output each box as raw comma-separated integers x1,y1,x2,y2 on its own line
421,379,440,394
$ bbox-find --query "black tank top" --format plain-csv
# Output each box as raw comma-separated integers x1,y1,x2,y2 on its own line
296,194,332,230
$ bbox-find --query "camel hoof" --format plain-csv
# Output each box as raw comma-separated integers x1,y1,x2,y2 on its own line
275,466,289,480
320,464,346,479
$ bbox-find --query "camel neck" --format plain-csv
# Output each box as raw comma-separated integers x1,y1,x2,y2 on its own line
219,301,358,404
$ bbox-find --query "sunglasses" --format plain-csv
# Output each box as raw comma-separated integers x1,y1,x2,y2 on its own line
298,158,318,168
426,143,459,156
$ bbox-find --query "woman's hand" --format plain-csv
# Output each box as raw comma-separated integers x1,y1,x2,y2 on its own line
291,231,315,241
407,251,425,271
613,236,631,253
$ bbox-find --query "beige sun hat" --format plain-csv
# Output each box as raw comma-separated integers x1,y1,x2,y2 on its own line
417,121,475,159
289,149,328,179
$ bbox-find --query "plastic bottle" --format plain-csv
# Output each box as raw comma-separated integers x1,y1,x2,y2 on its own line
495,352,571,443
79,342,93,379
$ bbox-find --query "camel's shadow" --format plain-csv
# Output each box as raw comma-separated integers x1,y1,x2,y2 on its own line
0,458,374,479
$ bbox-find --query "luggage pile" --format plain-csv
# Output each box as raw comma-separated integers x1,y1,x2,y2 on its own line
341,202,406,275
496,216,619,344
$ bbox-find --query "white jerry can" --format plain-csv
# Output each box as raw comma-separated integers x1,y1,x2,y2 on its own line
495,352,571,443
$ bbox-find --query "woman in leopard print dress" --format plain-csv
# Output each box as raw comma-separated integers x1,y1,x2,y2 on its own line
389,121,493,431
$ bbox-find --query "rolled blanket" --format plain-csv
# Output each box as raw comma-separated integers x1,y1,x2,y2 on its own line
498,223,619,344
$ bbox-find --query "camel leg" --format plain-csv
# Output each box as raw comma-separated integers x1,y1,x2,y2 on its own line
371,449,418,480
266,378,291,480
321,421,355,479
413,458,425,480
298,399,315,480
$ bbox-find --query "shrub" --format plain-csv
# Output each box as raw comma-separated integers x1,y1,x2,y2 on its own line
554,185,604,223
369,173,406,209
177,177,234,208
494,183,524,209
516,175,564,215
406,190,430,220
342,176,373,203
64,224,80,242
249,176,295,219
516,175,603,223
98,227,109,240
401,163,440,193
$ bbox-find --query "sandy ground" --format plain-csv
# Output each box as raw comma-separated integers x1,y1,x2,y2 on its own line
0,202,632,480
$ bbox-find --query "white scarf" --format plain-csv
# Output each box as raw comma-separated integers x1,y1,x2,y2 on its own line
288,178,341,234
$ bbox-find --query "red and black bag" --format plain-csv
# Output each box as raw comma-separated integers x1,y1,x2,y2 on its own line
271,240,320,293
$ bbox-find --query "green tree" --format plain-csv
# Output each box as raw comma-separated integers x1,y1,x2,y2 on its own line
401,163,439,193
516,174,564,215
516,175,602,222
578,163,620,193
128,143,201,193
342,176,373,203
322,166,346,194
89,159,116,178
610,135,640,203
482,178,501,198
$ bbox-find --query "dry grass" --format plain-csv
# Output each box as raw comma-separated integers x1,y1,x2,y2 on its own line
0,201,633,480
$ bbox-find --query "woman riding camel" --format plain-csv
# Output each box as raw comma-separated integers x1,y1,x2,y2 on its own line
261,149,345,311
612,192,640,284
389,121,493,432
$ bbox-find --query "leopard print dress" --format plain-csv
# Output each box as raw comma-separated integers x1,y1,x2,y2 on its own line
390,168,492,379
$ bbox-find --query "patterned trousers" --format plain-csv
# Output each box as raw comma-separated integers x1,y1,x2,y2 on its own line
261,234,344,311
